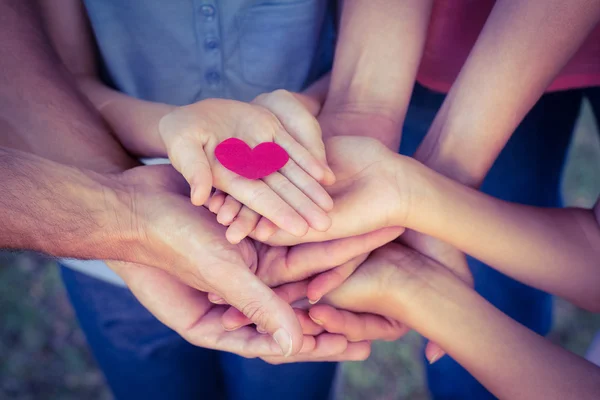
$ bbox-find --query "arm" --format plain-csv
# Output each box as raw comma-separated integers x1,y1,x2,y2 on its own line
0,146,139,259
0,0,136,172
322,243,600,400
319,0,434,150
415,0,600,186
404,159,600,311
403,0,600,303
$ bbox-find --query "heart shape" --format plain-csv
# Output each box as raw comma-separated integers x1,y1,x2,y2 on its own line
215,138,289,180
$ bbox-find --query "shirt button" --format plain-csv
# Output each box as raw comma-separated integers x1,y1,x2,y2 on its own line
200,4,215,19
205,37,219,50
205,70,221,85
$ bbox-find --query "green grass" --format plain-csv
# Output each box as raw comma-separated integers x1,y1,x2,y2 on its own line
1,102,599,399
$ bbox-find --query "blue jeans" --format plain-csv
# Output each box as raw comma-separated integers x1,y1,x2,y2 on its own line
400,84,597,400
60,266,337,400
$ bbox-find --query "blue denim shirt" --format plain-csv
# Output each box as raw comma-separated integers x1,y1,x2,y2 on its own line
84,0,335,103
64,0,335,285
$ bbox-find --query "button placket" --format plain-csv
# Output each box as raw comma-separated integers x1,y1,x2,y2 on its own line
194,0,224,97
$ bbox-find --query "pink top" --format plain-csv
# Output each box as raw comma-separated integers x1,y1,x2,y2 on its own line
417,1,600,93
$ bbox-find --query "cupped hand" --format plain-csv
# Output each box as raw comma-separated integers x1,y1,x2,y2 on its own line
158,89,335,238
107,259,371,364
110,164,304,356
254,136,418,246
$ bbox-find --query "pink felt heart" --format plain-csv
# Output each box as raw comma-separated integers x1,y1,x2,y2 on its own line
215,138,289,180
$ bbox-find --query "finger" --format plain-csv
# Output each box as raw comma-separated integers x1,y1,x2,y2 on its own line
253,90,334,184
309,304,409,342
274,131,330,186
210,267,304,357
217,195,243,226
208,189,227,214
296,309,325,336
425,341,446,364
259,227,404,287
208,293,226,304
166,135,213,206
254,217,279,242
221,280,310,330
262,169,331,232
226,206,261,244
217,175,309,237
262,335,371,364
279,160,333,212
307,254,368,303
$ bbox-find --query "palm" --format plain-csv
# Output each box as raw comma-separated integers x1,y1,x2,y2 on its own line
264,136,408,246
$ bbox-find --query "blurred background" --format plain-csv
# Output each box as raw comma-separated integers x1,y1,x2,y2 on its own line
1,100,599,399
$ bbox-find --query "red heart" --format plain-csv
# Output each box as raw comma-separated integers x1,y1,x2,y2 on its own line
215,138,289,180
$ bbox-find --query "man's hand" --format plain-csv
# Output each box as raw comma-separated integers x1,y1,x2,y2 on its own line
108,259,371,364
99,164,305,356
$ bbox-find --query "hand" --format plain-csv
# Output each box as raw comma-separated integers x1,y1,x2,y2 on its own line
314,242,471,363
260,136,417,245
108,260,371,364
158,89,336,238
107,164,303,356
206,110,404,244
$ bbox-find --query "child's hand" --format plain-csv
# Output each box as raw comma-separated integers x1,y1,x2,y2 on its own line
158,90,335,237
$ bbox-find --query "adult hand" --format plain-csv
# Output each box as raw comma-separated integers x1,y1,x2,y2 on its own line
261,136,414,246
104,164,304,356
108,259,371,364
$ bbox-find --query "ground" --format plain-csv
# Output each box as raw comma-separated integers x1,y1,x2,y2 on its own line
1,101,599,399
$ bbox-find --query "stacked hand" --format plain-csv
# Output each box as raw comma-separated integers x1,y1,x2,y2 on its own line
202,101,473,363
102,162,416,361
104,87,473,365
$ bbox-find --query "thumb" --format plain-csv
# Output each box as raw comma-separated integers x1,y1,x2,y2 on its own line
159,111,213,205
215,269,303,357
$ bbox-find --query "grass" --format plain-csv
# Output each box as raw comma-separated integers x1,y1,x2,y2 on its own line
1,101,599,399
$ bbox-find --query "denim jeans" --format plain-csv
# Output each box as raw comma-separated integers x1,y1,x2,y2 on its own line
60,266,337,400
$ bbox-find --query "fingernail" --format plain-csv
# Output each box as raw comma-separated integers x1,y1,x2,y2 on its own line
429,350,445,364
309,314,323,326
208,294,224,304
257,326,267,334
222,324,241,332
308,297,321,305
273,328,293,357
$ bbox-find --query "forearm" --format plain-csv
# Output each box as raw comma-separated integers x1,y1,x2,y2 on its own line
395,273,600,400
77,77,173,157
322,0,433,149
0,0,135,172
415,0,600,186
0,146,137,259
405,160,600,309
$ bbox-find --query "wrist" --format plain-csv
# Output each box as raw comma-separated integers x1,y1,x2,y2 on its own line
319,103,403,150
390,155,437,231
66,169,144,262
387,257,477,343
